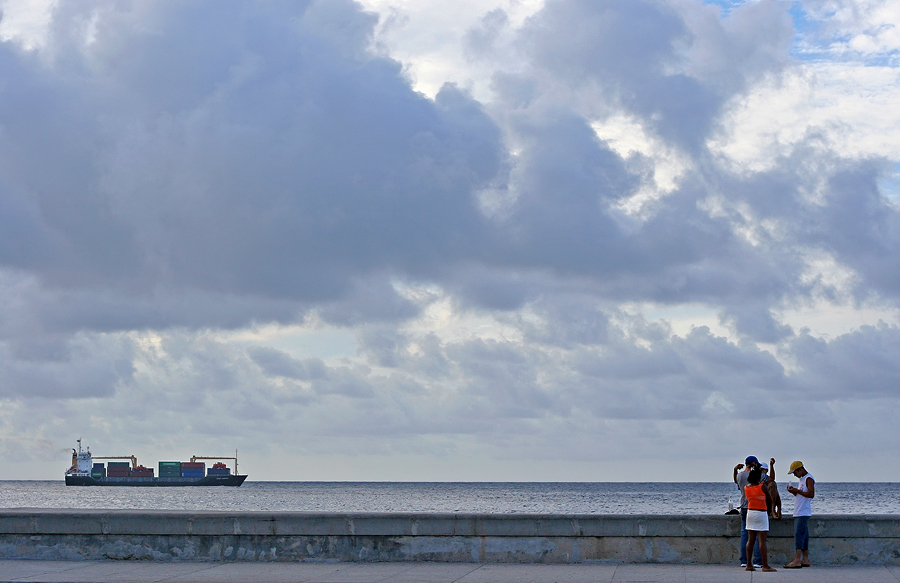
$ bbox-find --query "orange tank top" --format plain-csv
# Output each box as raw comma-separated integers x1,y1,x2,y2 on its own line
745,483,767,511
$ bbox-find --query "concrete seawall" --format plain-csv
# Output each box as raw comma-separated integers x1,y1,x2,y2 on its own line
1,510,898,565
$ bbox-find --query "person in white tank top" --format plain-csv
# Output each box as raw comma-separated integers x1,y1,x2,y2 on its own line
784,461,815,568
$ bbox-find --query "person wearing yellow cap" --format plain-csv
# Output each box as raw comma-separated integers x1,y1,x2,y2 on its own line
784,461,814,568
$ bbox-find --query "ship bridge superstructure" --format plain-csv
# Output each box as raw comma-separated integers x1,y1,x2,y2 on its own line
66,439,93,477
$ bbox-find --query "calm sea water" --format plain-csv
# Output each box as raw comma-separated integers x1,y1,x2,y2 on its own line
1,481,898,514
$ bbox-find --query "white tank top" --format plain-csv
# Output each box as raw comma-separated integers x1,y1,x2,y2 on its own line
793,473,814,517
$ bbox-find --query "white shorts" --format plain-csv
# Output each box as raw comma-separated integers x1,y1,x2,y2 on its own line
746,509,769,532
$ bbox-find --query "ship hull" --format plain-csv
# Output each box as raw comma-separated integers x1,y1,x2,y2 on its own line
65,474,247,487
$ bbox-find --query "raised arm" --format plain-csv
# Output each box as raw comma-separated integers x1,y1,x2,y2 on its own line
769,458,775,483
734,463,744,484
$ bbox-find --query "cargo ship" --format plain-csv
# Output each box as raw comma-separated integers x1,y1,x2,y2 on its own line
65,439,247,486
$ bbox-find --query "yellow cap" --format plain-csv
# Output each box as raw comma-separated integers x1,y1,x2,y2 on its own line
789,460,804,472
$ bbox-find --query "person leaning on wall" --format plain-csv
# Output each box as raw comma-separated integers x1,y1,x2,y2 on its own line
784,460,815,569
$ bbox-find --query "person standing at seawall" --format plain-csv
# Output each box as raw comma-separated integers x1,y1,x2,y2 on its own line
784,461,815,568
733,456,763,567
743,467,777,572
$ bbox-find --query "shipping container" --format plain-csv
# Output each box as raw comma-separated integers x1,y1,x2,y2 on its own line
107,461,130,467
181,462,205,477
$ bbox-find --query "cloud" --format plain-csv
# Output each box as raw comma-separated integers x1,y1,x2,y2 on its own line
789,322,900,399
797,0,900,61
0,331,133,399
1,0,899,481
0,0,504,326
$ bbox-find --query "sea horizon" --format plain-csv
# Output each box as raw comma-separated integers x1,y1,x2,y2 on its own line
2,481,898,515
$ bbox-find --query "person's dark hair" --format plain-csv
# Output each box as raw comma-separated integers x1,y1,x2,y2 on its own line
748,468,762,485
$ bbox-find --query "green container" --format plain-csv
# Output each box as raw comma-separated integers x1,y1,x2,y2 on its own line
107,461,130,467
91,472,103,479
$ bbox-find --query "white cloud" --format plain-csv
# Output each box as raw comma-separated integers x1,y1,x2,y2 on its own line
798,0,900,59
359,0,544,98
0,0,57,49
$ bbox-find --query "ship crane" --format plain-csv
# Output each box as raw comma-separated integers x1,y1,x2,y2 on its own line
190,450,240,475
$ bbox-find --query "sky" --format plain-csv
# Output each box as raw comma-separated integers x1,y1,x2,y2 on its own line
0,0,898,482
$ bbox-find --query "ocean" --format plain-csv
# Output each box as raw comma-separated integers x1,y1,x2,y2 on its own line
1,481,898,514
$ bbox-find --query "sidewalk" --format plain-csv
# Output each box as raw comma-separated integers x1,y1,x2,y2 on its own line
2,560,899,583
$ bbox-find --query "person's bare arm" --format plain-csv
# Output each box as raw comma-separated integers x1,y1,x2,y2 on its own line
769,458,775,483
787,475,815,498
734,464,744,484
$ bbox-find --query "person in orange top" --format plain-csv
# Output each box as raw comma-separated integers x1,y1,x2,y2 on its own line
744,467,776,572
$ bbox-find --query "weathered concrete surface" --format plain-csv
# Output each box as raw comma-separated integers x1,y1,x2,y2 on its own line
0,510,898,565
3,560,900,583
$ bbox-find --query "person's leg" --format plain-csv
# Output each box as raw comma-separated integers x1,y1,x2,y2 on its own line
759,532,776,571
739,508,749,565
797,516,811,566
787,549,802,566
753,534,762,566
785,516,807,567
745,531,758,571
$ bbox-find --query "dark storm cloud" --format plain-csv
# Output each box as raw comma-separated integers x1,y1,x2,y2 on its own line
0,0,503,332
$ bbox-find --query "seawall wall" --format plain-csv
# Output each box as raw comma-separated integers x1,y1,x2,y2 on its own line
1,510,898,565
